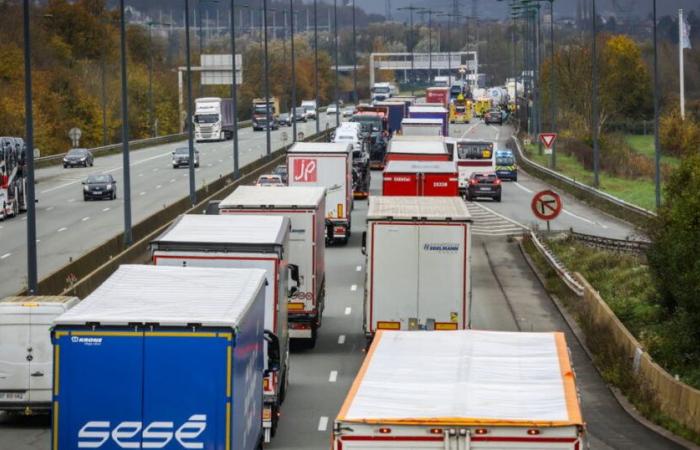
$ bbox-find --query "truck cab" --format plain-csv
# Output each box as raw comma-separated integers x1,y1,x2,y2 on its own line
371,82,392,103
193,97,234,142
252,97,280,131
301,100,317,119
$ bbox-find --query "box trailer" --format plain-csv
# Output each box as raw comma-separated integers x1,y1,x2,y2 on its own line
382,161,458,197
409,105,449,136
150,214,293,442
400,118,444,137
333,330,586,450
287,142,353,245
373,101,406,133
219,186,326,347
362,196,471,337
0,296,78,414
426,86,450,108
51,265,268,450
193,97,234,141
385,136,449,164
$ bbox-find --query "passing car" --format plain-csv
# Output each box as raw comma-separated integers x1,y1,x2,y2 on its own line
172,147,200,168
63,148,94,168
326,104,339,114
466,171,502,202
278,113,293,127
255,174,285,187
272,164,288,183
293,107,308,122
484,109,503,125
83,174,117,201
342,106,356,118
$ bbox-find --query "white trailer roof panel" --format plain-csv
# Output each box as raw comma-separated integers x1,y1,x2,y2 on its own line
154,214,287,246
337,330,583,427
384,161,457,174
402,118,443,125
367,196,470,221
288,142,351,154
387,139,446,155
409,105,448,113
219,186,325,209
54,265,266,327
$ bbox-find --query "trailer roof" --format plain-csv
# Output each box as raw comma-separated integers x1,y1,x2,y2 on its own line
387,139,447,155
54,265,266,327
402,118,443,125
0,296,77,305
367,196,470,221
384,161,457,174
219,186,325,209
337,330,583,427
152,214,288,248
288,142,351,154
409,105,448,113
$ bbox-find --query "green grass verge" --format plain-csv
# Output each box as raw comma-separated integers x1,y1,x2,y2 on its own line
625,135,680,168
524,143,658,211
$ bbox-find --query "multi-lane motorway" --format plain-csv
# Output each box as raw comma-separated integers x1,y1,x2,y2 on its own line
0,119,676,450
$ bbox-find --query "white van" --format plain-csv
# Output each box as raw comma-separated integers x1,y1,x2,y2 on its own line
0,296,79,413
333,124,361,152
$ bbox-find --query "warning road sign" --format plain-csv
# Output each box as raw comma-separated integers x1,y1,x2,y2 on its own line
531,190,562,221
539,133,557,154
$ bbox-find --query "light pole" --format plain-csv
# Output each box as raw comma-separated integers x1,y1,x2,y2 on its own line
334,0,340,126
653,0,660,207
22,0,37,293
263,0,272,154
185,0,197,205
352,0,357,105
230,2,248,179
314,0,319,133
147,21,171,138
398,5,422,94
592,0,599,187
417,9,436,85
119,0,133,244
290,1,298,142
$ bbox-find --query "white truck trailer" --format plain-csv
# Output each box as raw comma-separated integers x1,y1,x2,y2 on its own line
362,196,471,338
219,186,327,348
287,142,353,245
193,97,235,141
150,214,293,442
333,330,586,450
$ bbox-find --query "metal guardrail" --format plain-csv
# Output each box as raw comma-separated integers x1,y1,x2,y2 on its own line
509,136,657,225
528,231,585,297
569,231,651,254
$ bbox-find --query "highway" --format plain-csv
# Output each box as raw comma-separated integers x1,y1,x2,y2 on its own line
0,119,680,449
0,115,333,299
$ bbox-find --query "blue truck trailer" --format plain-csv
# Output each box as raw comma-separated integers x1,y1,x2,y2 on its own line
51,264,268,450
408,105,449,137
373,101,406,134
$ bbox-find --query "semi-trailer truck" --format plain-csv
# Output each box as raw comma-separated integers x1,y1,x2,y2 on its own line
219,186,327,348
252,97,280,130
333,330,586,450
409,105,449,137
382,161,459,196
150,214,294,442
193,97,234,141
385,136,449,163
362,196,471,338
51,265,269,450
0,136,27,220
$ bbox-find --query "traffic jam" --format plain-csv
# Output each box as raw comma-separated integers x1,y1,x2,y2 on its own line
0,85,584,450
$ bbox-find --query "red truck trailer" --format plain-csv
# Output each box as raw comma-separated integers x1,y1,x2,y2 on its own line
385,136,449,164
426,86,450,108
382,160,458,196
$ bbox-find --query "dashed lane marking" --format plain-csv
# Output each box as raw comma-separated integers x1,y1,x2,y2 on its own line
562,208,596,225
156,185,162,189
318,417,328,432
350,284,357,291
356,265,362,272
513,182,534,194
139,192,146,196
46,206,54,211
344,307,352,315
82,217,90,221
338,335,346,344
1,253,11,260
102,207,110,212
329,371,338,383
57,227,67,233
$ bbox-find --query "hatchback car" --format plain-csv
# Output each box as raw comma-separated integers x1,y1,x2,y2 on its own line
278,113,293,127
256,174,285,187
63,148,94,168
172,147,200,168
484,109,503,125
466,172,502,202
83,174,116,201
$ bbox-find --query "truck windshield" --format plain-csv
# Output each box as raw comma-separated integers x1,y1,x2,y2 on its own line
254,105,275,115
372,87,390,94
195,114,218,123
351,116,381,132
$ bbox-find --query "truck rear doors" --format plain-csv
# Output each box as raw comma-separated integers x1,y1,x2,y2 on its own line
0,308,29,406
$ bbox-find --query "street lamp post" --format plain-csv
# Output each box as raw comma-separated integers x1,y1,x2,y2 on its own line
119,0,133,243
22,0,37,293
185,0,197,205
333,0,340,126
398,5,422,95
290,1,298,142
263,0,272,154
229,2,247,179
592,0,599,187
653,0,660,208
418,9,436,85
352,0,357,105
314,0,320,133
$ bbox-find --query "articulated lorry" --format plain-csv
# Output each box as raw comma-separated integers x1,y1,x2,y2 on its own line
333,330,586,449
0,137,27,220
370,82,396,103
350,107,389,169
385,136,449,163
409,105,449,137
51,265,268,450
382,161,459,197
252,97,280,130
150,214,294,442
219,186,327,348
193,97,234,141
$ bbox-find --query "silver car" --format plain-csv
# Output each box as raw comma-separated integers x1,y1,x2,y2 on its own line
172,147,200,168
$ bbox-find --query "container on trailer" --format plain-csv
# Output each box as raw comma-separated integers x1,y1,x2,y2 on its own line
51,265,268,450
426,86,450,108
373,101,406,133
333,330,586,450
287,142,353,244
362,196,471,337
219,186,326,347
0,296,79,414
409,105,449,136
400,118,444,137
150,214,293,442
385,136,449,164
382,161,458,196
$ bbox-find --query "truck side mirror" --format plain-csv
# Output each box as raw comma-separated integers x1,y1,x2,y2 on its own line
264,330,281,371
289,264,300,287
361,232,367,255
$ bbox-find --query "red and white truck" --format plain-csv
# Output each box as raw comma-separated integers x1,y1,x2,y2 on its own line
287,142,353,245
219,186,326,348
382,161,459,197
150,214,293,442
362,196,471,338
333,330,586,450
385,136,449,164
425,86,450,108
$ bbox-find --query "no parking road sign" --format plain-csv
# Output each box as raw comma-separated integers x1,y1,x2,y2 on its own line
531,190,562,221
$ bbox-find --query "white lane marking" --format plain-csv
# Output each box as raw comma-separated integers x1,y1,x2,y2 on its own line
170,178,176,183
0,225,3,229
139,191,147,196
152,168,159,172
562,208,596,225
338,335,346,344
156,185,162,189
182,173,188,177
470,201,529,229
1,253,11,260
344,307,352,315
218,159,223,163
356,265,362,272
318,416,329,432
207,163,213,167
36,239,40,243
57,227,67,233
329,371,338,383
81,216,90,222
21,216,27,221
68,199,75,203
460,122,478,138
139,173,144,177
512,182,534,194
46,206,54,211
350,284,357,292
102,207,110,212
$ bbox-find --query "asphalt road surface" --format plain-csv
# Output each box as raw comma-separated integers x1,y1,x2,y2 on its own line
0,119,680,450
0,115,333,299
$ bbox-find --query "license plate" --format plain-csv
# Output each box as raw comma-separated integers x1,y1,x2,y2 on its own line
478,187,491,191
0,391,26,401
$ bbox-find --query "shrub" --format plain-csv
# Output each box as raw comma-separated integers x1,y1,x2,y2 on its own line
660,110,700,157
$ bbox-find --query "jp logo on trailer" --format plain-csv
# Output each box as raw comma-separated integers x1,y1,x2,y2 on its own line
293,159,317,182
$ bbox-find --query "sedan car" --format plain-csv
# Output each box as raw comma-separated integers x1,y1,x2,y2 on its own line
484,109,503,125
466,172,502,202
326,104,339,114
63,148,94,168
292,107,308,122
83,174,116,201
172,147,200,168
278,113,293,127
256,174,285,187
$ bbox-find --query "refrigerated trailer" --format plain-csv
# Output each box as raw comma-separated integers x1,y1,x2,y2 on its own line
408,105,449,136
400,118,444,137
382,161,458,196
51,265,268,450
193,97,234,141
219,186,326,348
362,196,471,337
333,330,586,450
287,142,353,245
385,136,449,164
150,214,293,442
